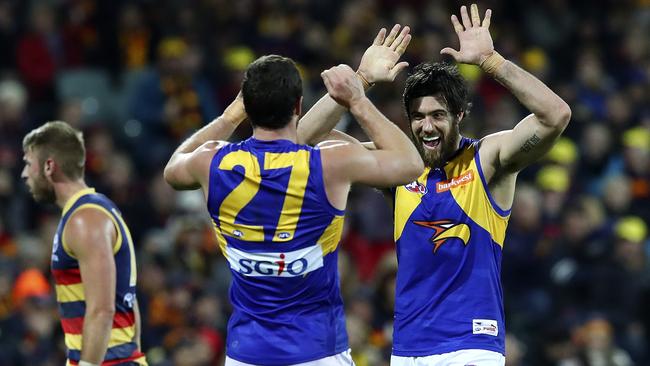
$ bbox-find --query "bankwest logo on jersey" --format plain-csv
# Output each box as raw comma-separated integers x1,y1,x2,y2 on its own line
436,170,474,192
226,244,324,277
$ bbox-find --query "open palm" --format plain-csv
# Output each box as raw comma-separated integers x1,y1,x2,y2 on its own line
441,4,494,65
358,24,411,83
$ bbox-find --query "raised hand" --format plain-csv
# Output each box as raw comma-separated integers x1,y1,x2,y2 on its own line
321,65,365,109
357,24,411,84
440,4,494,65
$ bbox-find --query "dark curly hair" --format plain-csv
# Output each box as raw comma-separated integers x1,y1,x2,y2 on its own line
403,62,471,120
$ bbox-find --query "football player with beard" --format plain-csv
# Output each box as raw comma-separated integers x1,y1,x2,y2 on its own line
22,121,146,366
297,4,571,365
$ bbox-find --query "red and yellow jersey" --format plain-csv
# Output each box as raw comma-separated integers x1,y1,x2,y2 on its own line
52,188,146,365
392,137,510,356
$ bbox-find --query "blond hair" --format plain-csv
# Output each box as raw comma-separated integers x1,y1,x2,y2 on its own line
23,121,86,179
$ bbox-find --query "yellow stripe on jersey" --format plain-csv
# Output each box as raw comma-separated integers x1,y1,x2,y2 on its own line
61,188,97,216
394,167,431,241
444,147,509,247
61,204,123,258
133,355,148,365
317,215,345,255
264,150,310,242
112,207,137,286
64,325,136,350
56,283,85,302
218,151,265,242
212,221,228,257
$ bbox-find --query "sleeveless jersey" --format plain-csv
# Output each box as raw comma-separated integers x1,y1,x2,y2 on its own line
51,188,146,366
392,137,510,356
207,138,348,365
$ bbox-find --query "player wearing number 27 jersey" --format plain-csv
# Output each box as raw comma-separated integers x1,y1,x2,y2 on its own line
209,138,348,364
164,54,422,365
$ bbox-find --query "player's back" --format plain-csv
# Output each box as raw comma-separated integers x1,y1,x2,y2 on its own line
207,137,348,365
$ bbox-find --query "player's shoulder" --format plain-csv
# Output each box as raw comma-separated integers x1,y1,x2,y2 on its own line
317,139,366,167
315,139,353,150
190,140,231,167
197,140,230,155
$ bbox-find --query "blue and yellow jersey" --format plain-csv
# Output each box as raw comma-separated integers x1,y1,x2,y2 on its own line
207,137,348,365
51,188,146,366
392,137,510,356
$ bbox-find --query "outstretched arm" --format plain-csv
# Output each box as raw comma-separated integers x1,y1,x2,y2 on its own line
298,24,411,145
441,4,571,174
164,94,247,190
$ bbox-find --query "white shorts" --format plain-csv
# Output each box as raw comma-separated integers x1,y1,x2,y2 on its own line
226,349,355,366
391,349,505,366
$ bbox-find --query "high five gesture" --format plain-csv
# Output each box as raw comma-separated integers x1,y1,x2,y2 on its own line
440,4,495,66
358,24,411,84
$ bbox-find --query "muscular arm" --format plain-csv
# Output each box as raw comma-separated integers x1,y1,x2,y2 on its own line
346,97,421,185
483,61,571,173
164,94,246,190
64,208,118,365
441,4,571,176
298,24,411,145
319,65,423,208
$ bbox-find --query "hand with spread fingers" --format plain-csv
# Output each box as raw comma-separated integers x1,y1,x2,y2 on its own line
357,24,411,85
440,4,495,66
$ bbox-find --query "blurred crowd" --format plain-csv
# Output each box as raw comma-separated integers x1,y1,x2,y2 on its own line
0,0,648,365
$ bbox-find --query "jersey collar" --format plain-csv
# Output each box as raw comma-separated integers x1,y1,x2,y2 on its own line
62,187,96,216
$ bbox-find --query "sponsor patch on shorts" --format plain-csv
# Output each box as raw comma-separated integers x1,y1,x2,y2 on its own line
472,319,498,336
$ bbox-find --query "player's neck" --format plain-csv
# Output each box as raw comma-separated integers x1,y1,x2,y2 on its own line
252,122,298,143
54,180,89,210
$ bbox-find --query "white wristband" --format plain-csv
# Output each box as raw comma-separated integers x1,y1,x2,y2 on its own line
78,361,100,366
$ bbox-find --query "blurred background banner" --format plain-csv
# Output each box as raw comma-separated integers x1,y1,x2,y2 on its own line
0,1,648,365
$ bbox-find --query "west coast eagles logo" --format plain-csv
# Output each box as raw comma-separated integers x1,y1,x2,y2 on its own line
404,181,428,194
413,219,471,253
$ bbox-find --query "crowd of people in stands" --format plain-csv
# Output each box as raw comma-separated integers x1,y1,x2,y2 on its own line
0,0,648,365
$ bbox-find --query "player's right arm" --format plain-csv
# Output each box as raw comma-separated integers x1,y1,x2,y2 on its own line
319,65,423,208
163,94,247,190
297,24,411,146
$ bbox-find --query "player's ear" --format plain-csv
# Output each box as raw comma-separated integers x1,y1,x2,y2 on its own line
294,96,303,117
43,157,55,181
457,111,465,123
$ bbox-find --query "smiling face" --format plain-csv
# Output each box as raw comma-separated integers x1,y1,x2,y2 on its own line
409,95,462,168
21,148,55,204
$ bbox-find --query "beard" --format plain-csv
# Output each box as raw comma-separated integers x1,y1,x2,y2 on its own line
411,120,460,168
29,173,56,204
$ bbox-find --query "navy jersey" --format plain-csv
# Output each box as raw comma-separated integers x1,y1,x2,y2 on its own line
207,138,348,365
52,188,146,365
392,138,510,356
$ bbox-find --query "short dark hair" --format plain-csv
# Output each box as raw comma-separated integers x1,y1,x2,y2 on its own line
403,62,471,120
242,55,302,129
23,121,86,179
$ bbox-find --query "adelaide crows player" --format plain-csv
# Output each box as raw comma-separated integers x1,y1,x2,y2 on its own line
22,121,146,366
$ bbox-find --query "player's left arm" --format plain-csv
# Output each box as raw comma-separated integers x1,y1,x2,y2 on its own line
64,208,118,365
442,4,571,175
164,93,247,190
